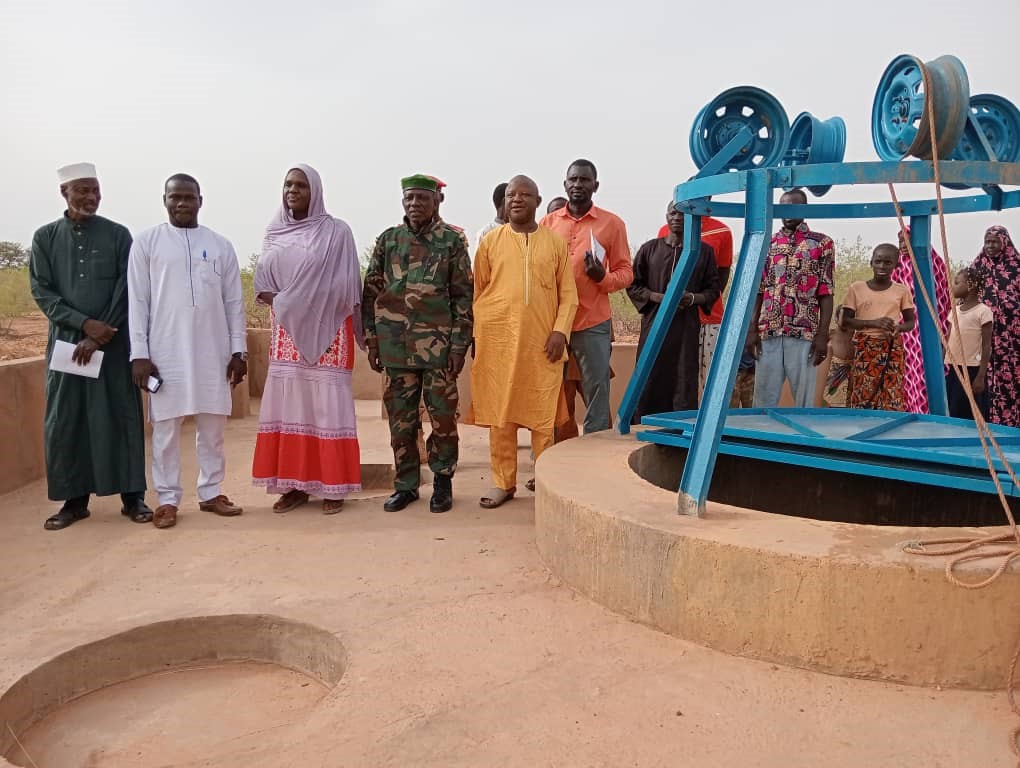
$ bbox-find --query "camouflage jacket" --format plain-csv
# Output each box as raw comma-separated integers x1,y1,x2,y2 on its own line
362,217,474,370
439,217,471,254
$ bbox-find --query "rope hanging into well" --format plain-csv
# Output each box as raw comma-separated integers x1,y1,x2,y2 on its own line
889,59,1020,764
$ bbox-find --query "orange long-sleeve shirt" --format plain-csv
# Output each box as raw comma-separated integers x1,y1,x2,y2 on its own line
540,204,633,332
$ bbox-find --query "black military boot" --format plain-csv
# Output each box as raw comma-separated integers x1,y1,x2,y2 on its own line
430,475,453,513
383,490,419,512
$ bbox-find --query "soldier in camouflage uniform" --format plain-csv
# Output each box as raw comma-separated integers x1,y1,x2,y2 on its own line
363,174,473,513
382,175,468,465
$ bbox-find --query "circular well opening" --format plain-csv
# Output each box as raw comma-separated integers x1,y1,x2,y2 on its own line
629,442,1013,526
0,614,346,767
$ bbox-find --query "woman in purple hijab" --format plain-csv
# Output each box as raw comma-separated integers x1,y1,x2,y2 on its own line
252,165,363,513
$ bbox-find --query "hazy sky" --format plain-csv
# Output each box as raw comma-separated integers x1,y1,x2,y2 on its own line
3,0,1018,270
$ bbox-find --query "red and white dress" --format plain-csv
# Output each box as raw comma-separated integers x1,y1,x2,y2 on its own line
252,312,361,499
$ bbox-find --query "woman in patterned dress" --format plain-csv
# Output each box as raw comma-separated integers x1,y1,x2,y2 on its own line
971,225,1020,427
252,165,364,513
891,227,951,413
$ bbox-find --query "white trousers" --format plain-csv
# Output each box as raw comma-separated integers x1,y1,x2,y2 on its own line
151,414,227,507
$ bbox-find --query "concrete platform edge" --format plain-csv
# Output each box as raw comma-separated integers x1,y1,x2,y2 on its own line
534,431,1020,690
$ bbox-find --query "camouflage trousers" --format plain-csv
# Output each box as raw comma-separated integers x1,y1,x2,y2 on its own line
729,369,755,408
383,367,459,491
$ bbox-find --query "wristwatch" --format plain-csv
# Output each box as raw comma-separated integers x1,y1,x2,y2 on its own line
232,352,248,362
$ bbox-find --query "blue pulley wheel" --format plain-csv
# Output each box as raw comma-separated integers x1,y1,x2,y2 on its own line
950,93,1020,162
689,86,790,172
780,112,847,196
943,93,1020,189
871,54,970,161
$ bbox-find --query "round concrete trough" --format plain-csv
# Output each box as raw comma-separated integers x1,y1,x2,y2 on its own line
534,431,1020,690
0,614,346,764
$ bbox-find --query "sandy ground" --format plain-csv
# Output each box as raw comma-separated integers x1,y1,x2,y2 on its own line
0,314,48,361
0,405,1014,767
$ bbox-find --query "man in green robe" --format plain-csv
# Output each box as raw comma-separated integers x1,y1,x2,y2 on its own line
30,163,151,530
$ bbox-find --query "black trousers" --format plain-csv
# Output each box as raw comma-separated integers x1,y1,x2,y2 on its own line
64,491,144,511
945,366,989,421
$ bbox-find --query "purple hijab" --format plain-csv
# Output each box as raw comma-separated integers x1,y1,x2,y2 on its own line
254,164,362,364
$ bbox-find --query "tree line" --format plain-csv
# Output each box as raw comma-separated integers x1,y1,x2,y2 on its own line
0,237,898,336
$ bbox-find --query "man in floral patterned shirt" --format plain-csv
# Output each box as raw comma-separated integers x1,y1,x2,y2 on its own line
745,188,835,408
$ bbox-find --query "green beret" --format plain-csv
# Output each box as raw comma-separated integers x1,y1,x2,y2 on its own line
401,174,438,192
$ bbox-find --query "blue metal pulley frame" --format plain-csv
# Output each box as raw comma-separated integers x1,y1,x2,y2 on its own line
780,112,847,196
621,52,1017,517
618,159,1020,516
689,86,790,172
871,54,970,161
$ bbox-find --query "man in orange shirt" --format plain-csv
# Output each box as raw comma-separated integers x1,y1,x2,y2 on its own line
657,215,733,394
541,159,633,433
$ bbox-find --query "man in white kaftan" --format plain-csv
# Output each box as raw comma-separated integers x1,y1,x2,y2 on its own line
127,174,248,529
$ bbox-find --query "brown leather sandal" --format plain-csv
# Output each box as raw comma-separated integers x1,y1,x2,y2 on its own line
322,499,344,515
153,505,178,529
273,490,309,513
199,495,243,516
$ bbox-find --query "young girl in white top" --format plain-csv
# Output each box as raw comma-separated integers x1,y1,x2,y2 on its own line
945,266,993,420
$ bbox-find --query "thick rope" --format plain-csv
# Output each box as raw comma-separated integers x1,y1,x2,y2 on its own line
5,722,40,768
891,59,1020,764
888,184,1020,552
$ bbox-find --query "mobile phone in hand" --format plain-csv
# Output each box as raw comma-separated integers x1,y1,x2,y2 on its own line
145,375,163,394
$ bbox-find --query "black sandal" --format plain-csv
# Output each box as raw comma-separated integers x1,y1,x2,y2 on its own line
44,507,90,531
121,501,154,524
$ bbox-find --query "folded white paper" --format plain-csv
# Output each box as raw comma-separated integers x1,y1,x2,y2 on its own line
589,229,606,265
49,339,104,379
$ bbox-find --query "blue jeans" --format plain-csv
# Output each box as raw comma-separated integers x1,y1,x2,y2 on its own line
569,319,613,433
752,336,817,408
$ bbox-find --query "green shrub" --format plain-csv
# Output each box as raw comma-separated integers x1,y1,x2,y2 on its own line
610,290,640,339
240,267,270,329
0,268,36,335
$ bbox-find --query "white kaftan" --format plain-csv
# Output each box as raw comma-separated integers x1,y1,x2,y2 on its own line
128,223,246,422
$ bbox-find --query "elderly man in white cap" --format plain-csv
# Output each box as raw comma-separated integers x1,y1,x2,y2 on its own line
29,162,150,530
